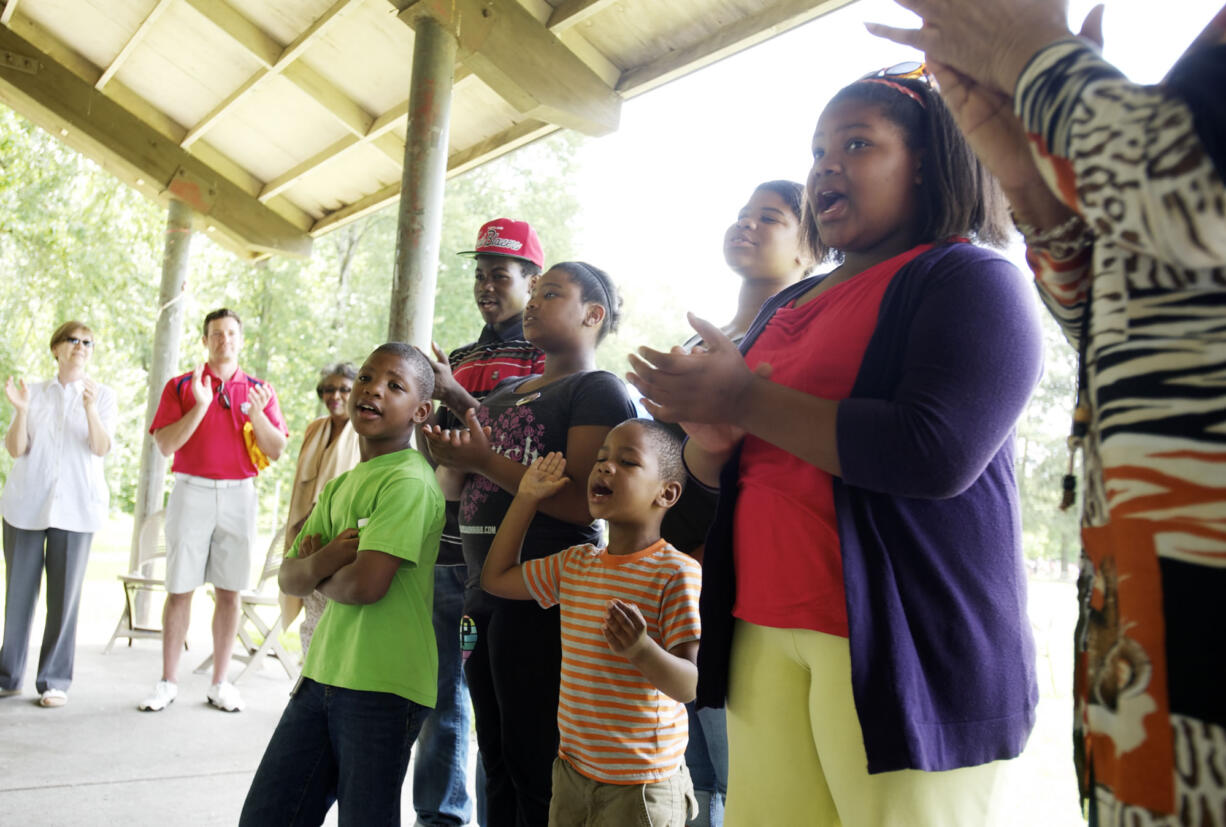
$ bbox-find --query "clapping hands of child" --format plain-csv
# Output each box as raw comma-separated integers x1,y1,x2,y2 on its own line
421,408,494,473
602,598,649,659
517,452,570,503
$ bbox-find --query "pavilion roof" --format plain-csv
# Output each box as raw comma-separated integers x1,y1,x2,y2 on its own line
0,0,847,259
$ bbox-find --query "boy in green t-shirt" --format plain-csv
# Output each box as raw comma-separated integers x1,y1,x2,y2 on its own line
240,343,445,826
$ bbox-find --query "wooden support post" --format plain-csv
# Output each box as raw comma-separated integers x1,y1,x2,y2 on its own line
388,15,456,348
129,199,193,619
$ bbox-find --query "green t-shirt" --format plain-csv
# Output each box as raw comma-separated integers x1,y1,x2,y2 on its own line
289,448,444,705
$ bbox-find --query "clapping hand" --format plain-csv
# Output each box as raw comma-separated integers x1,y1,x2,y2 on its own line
517,453,570,503
190,363,212,407
420,408,493,473
4,377,29,412
603,598,649,658
247,381,273,415
424,342,462,403
82,377,99,412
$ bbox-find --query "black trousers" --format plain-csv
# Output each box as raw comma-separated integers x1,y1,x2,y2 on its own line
465,600,562,827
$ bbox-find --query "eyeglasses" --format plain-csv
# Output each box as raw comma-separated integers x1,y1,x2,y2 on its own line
65,337,94,349
318,385,352,396
216,384,231,410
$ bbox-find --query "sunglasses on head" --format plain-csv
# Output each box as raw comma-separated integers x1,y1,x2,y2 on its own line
856,61,936,106
65,336,94,349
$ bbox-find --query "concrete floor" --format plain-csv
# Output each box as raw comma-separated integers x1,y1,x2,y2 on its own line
0,573,477,826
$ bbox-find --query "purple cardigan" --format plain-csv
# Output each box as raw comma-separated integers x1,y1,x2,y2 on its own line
695,242,1043,773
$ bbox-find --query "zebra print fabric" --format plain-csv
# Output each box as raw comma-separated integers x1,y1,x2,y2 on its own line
1017,36,1226,826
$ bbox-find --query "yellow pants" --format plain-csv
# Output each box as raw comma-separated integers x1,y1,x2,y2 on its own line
725,620,1015,827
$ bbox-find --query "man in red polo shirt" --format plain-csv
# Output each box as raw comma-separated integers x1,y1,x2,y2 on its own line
138,308,288,714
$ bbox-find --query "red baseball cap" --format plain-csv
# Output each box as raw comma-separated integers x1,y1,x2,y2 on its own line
458,218,545,270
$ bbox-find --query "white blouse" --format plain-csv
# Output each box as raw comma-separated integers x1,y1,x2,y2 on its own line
1,378,117,533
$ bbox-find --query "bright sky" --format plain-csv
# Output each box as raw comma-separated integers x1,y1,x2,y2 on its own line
576,0,1222,350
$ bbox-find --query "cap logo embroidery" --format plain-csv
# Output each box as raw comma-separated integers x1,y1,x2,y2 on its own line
479,227,524,252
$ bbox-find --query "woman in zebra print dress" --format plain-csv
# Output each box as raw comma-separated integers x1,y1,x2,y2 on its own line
872,2,1226,824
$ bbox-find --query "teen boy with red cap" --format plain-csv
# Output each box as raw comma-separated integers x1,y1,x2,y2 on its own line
416,218,546,827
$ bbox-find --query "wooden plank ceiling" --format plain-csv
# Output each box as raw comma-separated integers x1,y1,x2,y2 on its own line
0,0,851,259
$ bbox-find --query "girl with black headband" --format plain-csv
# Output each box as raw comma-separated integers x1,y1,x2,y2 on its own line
629,70,1043,824
424,260,636,826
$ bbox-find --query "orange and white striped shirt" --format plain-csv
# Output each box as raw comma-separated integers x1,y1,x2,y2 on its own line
522,539,701,785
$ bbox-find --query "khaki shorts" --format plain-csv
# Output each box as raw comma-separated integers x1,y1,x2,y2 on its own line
164,473,256,594
548,756,696,827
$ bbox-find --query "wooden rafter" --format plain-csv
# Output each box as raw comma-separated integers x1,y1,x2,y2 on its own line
547,0,617,32
96,0,176,90
395,0,620,136
256,67,484,203
618,0,852,96
309,118,556,236
0,23,311,258
0,0,20,26
180,0,371,149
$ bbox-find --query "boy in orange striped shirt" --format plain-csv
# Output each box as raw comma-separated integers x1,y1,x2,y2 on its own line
483,418,701,826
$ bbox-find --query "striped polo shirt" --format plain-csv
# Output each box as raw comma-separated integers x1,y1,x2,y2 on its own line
522,539,702,785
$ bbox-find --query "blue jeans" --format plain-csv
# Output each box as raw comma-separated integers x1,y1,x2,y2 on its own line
240,678,429,826
413,565,473,825
685,702,728,826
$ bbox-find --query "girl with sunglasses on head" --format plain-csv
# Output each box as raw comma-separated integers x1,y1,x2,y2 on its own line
1,321,116,709
629,70,1044,826
424,261,637,826
278,362,362,653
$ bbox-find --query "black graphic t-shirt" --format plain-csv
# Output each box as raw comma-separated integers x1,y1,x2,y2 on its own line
459,370,636,615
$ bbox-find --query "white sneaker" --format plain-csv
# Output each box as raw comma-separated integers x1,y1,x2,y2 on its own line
207,681,244,712
138,680,177,711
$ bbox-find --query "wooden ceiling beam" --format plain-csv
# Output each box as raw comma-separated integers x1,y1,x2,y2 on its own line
546,0,617,33
309,118,556,236
181,0,374,147
0,24,311,258
395,0,620,136
97,0,176,90
617,0,853,97
254,69,493,203
1,0,21,26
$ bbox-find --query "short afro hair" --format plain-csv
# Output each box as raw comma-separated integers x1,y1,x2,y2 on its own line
618,418,686,489
370,342,435,400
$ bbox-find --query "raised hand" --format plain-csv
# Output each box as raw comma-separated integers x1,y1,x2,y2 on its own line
82,377,99,412
190,363,212,408
425,342,461,401
420,408,493,472
627,313,757,427
602,598,649,658
4,377,29,412
865,0,1074,96
517,452,570,502
247,381,273,414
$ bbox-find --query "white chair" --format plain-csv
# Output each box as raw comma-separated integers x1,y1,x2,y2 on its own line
194,526,297,683
104,510,184,653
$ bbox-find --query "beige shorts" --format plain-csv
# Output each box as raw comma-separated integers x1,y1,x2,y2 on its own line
548,756,696,827
164,473,256,594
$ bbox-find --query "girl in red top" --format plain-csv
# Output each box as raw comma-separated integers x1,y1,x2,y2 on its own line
629,70,1042,826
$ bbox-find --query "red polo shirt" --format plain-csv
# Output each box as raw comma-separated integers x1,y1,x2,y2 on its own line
149,365,288,480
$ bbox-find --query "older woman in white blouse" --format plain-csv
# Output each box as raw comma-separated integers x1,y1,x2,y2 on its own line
0,321,116,708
